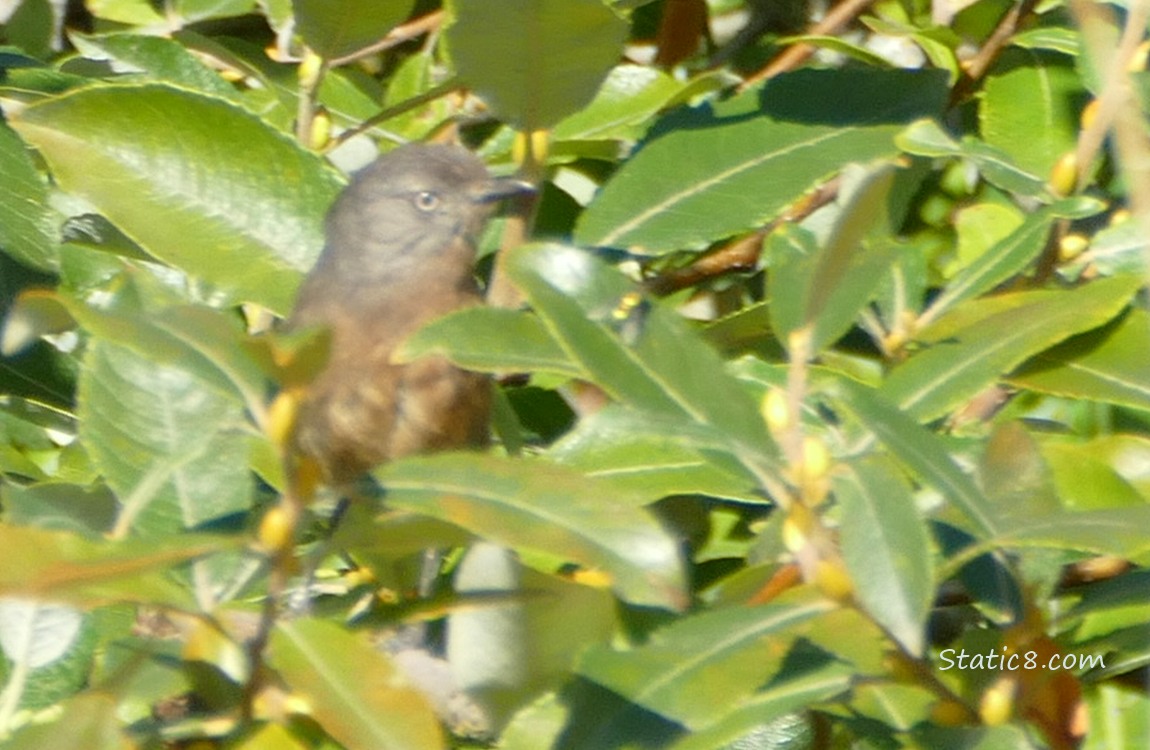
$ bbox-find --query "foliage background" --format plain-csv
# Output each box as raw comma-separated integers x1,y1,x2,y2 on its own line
1,0,1149,748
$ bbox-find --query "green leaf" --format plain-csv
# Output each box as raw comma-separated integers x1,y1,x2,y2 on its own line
883,275,1144,421
1009,309,1150,412
666,667,847,749
836,458,933,656
293,0,415,60
768,164,900,353
1083,683,1150,750
86,0,164,24
0,119,56,271
6,693,133,750
507,244,778,468
1067,218,1149,277
69,33,242,101
11,84,343,314
4,0,55,60
375,453,689,610
0,525,225,608
576,594,835,729
575,119,903,252
1012,26,1080,56
449,0,628,130
60,293,268,413
269,619,444,750
553,65,723,144
997,506,1150,560
170,0,256,23
548,406,762,503
980,50,1085,178
896,119,1050,198
921,197,1104,326
1040,434,1150,510
397,306,583,378
826,375,1000,536
78,340,253,535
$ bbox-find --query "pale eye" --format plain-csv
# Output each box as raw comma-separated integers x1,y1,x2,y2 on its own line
413,191,441,212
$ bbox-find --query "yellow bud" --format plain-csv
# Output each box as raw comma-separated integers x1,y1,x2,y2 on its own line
511,129,550,167
308,106,332,151
884,651,918,682
782,505,814,554
1128,41,1150,73
298,50,323,87
1110,208,1132,226
800,436,830,482
343,566,376,587
1048,151,1078,197
1058,233,1089,262
266,389,300,448
257,506,294,554
284,693,313,715
761,388,790,434
571,567,614,589
530,129,550,164
930,700,971,726
978,676,1016,726
814,559,853,601
1080,98,1100,131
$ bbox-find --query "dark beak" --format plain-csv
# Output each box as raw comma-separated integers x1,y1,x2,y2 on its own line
473,176,535,204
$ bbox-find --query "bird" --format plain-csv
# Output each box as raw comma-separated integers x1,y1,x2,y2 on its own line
287,143,528,485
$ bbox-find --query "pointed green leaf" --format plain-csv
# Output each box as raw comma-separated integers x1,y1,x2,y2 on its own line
980,50,1083,177
575,68,948,252
449,0,627,130
11,84,342,314
836,458,933,656
376,453,689,610
0,119,56,271
69,33,241,101
507,244,777,462
768,164,900,353
922,197,1105,327
293,0,414,60
269,619,444,750
0,525,226,607
826,376,999,536
548,406,762,503
1009,309,1150,412
998,506,1150,560
575,120,902,252
576,594,835,729
396,306,583,378
896,119,1050,198
78,340,253,535
883,275,1144,421
667,668,849,749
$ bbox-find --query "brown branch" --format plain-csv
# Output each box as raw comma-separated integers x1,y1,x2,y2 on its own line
328,10,445,68
645,177,841,295
950,0,1042,106
737,0,877,92
326,78,463,151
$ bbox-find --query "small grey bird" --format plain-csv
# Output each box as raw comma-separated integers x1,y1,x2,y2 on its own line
288,143,528,484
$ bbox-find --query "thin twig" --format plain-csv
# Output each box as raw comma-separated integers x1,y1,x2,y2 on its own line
328,10,445,68
950,0,1041,106
1071,0,1150,283
326,78,463,151
295,56,328,147
737,0,876,91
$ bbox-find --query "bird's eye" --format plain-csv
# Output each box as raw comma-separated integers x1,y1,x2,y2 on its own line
413,191,441,212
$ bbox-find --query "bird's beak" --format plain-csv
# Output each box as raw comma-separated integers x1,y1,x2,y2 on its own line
473,176,535,204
